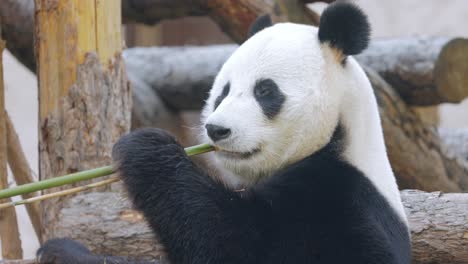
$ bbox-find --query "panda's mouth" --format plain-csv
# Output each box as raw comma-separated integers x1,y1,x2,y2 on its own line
217,147,261,159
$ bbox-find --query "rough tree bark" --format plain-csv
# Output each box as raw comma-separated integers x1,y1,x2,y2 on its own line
35,0,131,241
0,37,23,259
124,44,468,192
402,190,468,264
47,189,468,264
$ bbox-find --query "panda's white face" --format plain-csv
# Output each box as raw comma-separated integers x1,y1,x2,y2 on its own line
201,23,344,183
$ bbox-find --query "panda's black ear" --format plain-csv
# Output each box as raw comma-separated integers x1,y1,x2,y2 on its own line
247,14,273,39
318,2,370,56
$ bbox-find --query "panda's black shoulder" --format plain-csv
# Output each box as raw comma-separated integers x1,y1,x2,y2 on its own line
252,125,411,263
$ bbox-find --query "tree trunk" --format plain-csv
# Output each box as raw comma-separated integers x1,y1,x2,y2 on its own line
0,37,23,259
35,0,131,242
50,189,468,264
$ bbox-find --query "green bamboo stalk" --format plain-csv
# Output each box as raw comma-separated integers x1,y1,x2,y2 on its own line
0,177,120,210
0,143,214,199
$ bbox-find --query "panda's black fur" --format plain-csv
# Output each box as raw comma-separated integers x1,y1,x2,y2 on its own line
38,3,411,264
318,2,370,56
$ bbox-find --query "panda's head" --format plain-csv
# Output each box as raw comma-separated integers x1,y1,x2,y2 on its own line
201,3,370,183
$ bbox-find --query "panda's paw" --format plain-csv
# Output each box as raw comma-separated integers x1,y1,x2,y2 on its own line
112,128,183,161
112,128,186,178
37,238,92,264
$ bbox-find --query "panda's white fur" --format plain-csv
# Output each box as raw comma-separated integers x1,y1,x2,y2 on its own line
201,23,406,221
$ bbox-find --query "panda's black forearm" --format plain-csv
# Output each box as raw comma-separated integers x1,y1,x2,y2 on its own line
114,129,264,263
122,160,264,264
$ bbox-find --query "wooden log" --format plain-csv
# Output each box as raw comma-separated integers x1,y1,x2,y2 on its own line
5,112,42,241
365,67,468,191
356,37,447,105
35,0,131,242
402,190,468,264
433,38,468,103
124,45,236,110
49,189,468,264
0,36,23,259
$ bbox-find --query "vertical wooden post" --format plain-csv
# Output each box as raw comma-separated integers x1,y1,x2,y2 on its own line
0,37,23,258
35,0,131,241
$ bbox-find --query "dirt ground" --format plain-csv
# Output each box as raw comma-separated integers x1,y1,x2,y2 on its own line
1,0,468,259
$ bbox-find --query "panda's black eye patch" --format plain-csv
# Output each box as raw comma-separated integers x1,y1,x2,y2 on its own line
214,83,230,111
254,79,285,119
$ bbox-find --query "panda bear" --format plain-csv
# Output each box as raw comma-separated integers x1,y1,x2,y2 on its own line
38,2,411,264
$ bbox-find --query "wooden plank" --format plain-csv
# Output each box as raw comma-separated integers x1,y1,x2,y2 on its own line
5,113,42,241
0,38,23,259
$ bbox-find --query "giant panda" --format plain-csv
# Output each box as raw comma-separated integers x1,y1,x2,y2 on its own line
37,2,411,264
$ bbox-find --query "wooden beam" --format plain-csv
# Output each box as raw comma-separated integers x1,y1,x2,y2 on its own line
0,37,22,259
5,112,42,241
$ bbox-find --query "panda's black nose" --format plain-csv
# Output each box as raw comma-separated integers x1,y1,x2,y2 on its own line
205,124,231,142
